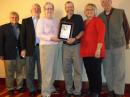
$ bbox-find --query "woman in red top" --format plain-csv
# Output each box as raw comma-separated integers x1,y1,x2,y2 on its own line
80,3,105,97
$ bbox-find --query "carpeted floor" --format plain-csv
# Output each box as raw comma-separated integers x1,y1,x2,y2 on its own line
0,79,130,97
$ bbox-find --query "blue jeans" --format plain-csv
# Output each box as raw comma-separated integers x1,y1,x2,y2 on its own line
25,46,41,92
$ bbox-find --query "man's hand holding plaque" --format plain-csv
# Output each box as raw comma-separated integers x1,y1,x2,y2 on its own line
58,22,73,40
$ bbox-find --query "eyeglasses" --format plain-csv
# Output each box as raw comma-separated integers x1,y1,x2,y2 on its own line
45,8,54,10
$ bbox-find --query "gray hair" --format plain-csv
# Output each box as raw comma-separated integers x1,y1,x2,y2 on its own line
9,11,19,18
43,2,54,10
32,3,41,9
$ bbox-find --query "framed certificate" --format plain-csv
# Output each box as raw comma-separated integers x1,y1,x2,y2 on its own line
58,22,73,40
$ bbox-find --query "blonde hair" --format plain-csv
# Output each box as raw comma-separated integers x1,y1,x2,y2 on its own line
84,3,97,15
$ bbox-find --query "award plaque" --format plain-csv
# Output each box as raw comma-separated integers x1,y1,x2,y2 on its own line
58,22,73,40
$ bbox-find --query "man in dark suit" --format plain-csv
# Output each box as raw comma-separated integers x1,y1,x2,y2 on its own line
20,3,41,96
0,11,25,96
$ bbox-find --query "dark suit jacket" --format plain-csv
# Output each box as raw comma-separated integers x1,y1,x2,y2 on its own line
0,23,21,60
20,17,36,56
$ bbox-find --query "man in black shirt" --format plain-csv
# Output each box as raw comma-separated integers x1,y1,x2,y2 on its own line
60,1,84,97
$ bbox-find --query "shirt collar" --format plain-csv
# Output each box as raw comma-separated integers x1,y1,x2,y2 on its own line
66,14,74,20
104,8,114,16
11,23,18,28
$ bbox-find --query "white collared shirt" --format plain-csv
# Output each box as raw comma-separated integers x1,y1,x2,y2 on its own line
32,16,40,45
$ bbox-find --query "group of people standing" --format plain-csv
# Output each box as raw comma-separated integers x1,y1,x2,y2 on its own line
0,0,130,97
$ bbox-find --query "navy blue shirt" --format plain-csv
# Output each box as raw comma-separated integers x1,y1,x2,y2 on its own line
60,14,84,45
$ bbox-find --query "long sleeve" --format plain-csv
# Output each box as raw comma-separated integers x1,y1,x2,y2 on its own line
0,25,4,56
78,15,84,32
96,18,106,43
20,19,26,50
36,18,59,45
36,19,53,41
122,10,130,45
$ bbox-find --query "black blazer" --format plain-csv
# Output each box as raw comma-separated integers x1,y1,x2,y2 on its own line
0,23,21,60
20,17,36,56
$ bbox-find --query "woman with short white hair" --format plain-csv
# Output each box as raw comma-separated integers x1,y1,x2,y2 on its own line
36,2,60,97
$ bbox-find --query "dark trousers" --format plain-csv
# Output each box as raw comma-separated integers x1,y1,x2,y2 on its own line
83,57,102,94
26,46,41,92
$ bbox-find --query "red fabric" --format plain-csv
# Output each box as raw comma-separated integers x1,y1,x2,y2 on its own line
80,17,105,58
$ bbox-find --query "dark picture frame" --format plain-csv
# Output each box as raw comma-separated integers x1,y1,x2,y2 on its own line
58,22,74,40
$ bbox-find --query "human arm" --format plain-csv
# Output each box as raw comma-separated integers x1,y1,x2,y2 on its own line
36,19,60,42
95,18,106,58
67,15,84,44
0,25,4,59
122,10,130,49
66,31,83,44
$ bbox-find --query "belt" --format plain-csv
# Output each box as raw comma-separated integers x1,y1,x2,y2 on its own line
63,41,80,45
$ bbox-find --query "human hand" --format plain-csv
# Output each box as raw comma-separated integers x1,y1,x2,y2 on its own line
21,50,26,58
0,56,4,60
95,43,102,58
95,49,101,58
51,36,60,42
66,38,76,44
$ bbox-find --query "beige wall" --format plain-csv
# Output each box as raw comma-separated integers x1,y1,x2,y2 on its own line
0,0,130,83
0,0,129,25
0,61,5,78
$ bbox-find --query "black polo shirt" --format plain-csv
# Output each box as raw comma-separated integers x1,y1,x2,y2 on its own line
60,14,84,45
